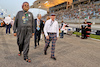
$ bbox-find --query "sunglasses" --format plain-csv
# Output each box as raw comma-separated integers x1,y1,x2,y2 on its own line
24,4,29,7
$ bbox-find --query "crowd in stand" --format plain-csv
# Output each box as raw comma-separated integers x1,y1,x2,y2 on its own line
42,1,100,21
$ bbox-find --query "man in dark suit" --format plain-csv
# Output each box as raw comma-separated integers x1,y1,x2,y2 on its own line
34,14,44,49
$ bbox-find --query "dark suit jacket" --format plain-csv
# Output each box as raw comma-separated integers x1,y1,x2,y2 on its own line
34,19,44,39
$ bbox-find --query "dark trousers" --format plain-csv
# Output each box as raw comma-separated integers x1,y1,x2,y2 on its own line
17,27,32,59
60,31,64,38
6,24,11,34
35,30,41,47
82,29,87,39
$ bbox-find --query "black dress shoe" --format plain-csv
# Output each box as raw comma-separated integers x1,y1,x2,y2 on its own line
44,51,47,55
51,57,56,60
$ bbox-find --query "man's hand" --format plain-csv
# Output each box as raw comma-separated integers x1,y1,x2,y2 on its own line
14,33,17,36
32,33,34,36
46,36,49,39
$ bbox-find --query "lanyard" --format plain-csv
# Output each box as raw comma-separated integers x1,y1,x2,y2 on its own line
50,20,54,26
22,11,28,24
23,10,28,16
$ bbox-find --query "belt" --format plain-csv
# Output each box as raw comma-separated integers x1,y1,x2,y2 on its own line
48,33,56,34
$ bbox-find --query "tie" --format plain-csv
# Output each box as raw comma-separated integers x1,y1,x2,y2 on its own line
37,19,40,30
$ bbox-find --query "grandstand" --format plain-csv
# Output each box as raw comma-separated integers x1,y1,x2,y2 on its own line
31,0,100,23
30,0,73,11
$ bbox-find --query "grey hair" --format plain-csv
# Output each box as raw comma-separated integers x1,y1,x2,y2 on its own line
37,14,41,17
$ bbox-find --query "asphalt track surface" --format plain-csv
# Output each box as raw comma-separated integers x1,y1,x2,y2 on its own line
0,27,100,67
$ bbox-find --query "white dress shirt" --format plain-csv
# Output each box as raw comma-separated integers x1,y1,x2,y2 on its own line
36,18,40,30
37,18,40,25
4,16,12,24
44,19,59,37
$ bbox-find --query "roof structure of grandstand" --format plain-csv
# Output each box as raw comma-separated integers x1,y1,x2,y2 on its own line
30,0,73,11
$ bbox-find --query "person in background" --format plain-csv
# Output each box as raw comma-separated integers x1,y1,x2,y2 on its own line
65,22,68,27
44,14,59,60
34,14,44,49
11,17,15,33
13,2,34,63
42,20,45,28
4,15,12,35
60,21,64,38
40,20,45,40
46,16,50,20
81,20,88,39
2,17,6,27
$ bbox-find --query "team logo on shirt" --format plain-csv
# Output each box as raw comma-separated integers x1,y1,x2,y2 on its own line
22,16,26,24
22,16,25,20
